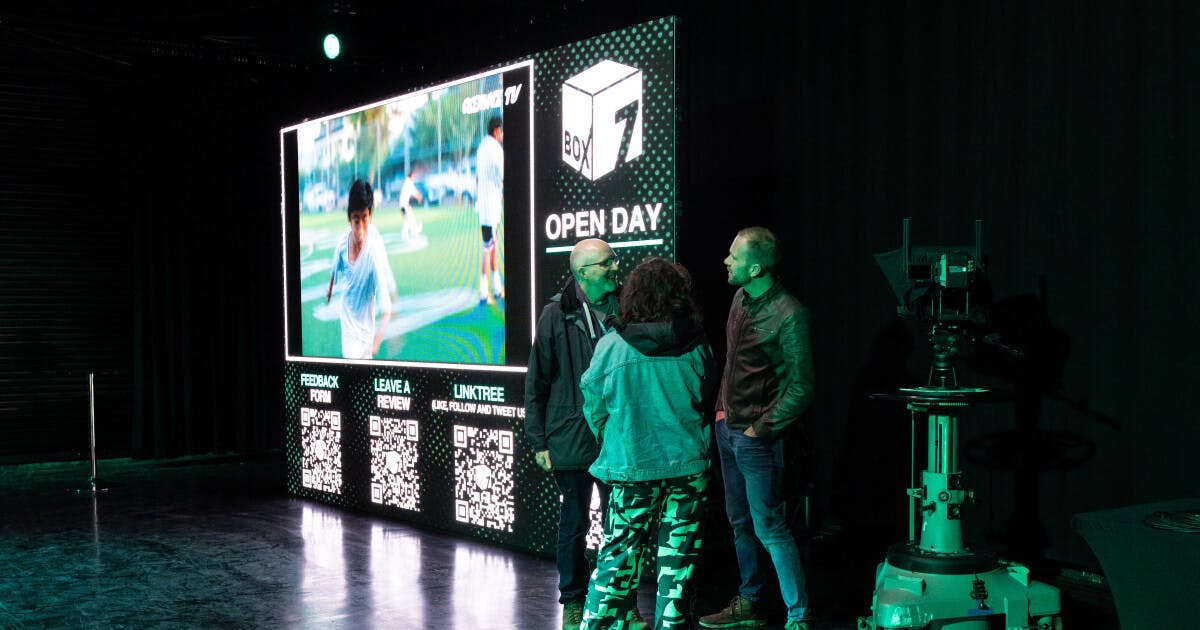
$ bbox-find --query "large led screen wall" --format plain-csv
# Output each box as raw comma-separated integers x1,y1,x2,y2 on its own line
281,17,677,555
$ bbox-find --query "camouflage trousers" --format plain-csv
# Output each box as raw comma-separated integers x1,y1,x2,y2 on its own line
581,472,709,629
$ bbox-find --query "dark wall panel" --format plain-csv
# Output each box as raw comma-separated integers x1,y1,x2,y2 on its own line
0,28,134,461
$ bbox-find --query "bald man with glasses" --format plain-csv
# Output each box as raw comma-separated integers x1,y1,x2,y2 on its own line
526,239,647,630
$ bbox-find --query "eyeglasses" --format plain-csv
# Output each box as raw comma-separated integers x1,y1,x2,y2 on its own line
578,255,618,270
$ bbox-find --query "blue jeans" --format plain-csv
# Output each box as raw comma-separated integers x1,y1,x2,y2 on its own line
715,420,809,621
554,469,610,603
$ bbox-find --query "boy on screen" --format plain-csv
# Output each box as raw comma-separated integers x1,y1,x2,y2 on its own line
325,179,396,359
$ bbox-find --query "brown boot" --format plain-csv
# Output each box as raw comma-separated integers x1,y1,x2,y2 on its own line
628,607,651,630
697,595,768,628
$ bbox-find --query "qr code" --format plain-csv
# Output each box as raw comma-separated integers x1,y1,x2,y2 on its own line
370,415,421,511
587,485,604,550
452,425,515,532
300,407,342,494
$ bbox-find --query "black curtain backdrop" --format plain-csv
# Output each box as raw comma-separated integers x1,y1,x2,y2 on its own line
129,62,293,458
1,2,1196,571
675,1,1199,569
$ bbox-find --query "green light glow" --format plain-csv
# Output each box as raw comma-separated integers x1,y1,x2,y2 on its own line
323,34,340,60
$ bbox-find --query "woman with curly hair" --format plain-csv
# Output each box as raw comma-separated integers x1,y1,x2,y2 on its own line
579,256,717,629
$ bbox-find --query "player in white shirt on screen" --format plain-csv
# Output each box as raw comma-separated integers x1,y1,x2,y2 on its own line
325,179,397,359
397,170,424,242
476,115,504,305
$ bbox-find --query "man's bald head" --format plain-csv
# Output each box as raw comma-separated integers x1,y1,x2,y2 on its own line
569,238,619,303
569,239,613,274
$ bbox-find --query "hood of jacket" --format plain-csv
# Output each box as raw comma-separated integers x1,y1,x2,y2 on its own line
618,318,706,357
556,276,583,314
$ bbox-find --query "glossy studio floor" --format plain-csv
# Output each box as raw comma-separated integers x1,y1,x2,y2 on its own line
0,455,1112,629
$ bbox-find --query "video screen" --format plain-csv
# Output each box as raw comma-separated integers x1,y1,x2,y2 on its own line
283,16,677,556
282,62,533,368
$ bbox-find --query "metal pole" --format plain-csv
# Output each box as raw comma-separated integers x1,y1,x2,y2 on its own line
88,371,97,493
909,409,916,543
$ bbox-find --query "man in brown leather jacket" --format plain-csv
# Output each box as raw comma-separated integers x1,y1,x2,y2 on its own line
699,227,815,630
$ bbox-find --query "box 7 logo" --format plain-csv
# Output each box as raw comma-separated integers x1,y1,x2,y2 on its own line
562,60,643,181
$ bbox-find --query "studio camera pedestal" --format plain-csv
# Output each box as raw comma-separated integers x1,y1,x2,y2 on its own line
864,220,1063,628
856,381,1062,630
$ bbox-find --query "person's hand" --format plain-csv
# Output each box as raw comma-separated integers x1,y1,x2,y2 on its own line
743,425,758,438
535,450,553,472
715,410,726,422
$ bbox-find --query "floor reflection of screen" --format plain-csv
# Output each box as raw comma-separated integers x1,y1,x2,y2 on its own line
370,416,421,511
301,505,347,615
300,407,342,494
452,425,515,532
453,546,515,629
371,524,424,628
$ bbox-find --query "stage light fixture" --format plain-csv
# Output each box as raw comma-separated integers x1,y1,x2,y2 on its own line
323,33,341,60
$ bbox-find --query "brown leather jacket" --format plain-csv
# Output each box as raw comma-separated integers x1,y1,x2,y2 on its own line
716,281,815,439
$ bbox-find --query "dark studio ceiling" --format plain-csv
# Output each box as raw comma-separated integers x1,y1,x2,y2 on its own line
0,1,681,78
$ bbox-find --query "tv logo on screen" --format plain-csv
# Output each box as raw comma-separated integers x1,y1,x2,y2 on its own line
562,60,643,181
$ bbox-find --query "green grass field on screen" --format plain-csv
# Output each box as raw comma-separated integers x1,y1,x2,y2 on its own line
299,200,506,364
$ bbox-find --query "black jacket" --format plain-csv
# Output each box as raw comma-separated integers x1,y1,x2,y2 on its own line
523,278,619,470
716,281,815,440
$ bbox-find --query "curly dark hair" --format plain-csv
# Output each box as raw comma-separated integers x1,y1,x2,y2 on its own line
617,257,703,326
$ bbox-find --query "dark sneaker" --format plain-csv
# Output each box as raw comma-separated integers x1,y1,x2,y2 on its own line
697,596,768,628
562,599,584,630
